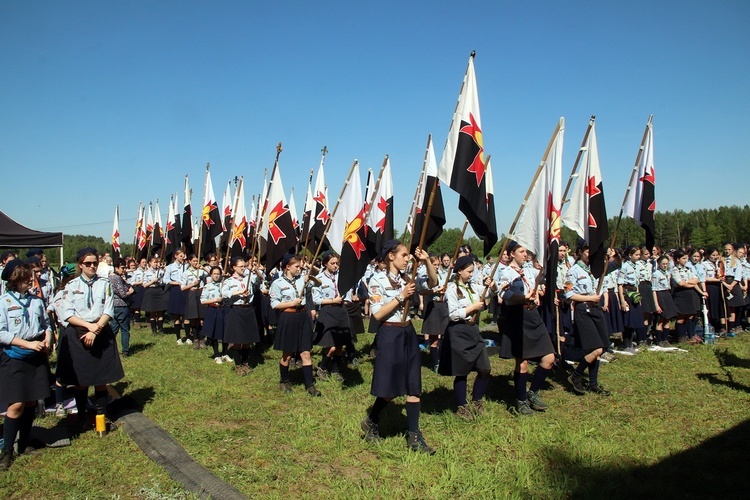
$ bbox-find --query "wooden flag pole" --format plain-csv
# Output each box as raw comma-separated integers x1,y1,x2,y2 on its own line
196,163,210,260
478,120,563,313
301,168,315,258
223,177,244,273
251,143,282,284
561,116,596,205
404,134,431,252
310,159,359,267
442,220,469,288
249,168,267,259
595,115,653,295
365,155,389,232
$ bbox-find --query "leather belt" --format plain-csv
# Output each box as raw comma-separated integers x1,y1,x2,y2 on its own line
282,306,305,313
382,320,411,327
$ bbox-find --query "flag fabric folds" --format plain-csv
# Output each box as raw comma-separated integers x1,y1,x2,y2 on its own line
437,53,497,255
181,175,194,255
200,170,223,259
366,157,394,256
622,117,656,249
135,203,148,261
561,120,610,278
288,188,301,247
152,201,164,258
262,163,296,273
301,179,315,252
165,196,178,262
219,181,234,255
410,136,446,253
230,178,249,258
331,163,369,295
311,158,330,252
111,206,121,259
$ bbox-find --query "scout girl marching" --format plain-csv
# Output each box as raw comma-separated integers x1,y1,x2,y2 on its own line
200,266,229,363
312,252,350,383
221,257,261,375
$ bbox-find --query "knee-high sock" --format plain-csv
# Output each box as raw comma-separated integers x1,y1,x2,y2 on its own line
369,397,388,424
529,366,549,393
406,401,420,433
74,389,89,422
3,415,21,453
16,405,36,453
472,373,490,402
513,371,527,401
453,376,468,407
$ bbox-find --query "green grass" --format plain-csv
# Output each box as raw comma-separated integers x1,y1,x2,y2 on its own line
2,320,750,499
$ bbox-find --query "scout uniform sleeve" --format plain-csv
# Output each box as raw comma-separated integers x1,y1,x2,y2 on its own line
445,283,465,321
368,275,387,317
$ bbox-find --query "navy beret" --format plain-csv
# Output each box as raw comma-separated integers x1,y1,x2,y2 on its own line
25,248,43,258
506,240,520,253
76,247,98,261
1,258,24,281
453,255,474,273
379,239,401,260
281,253,296,268
25,256,42,265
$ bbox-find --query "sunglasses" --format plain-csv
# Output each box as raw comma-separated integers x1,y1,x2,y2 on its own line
81,261,98,267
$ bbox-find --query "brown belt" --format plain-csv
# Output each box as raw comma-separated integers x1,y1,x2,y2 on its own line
449,320,476,326
382,320,411,327
282,306,305,313
232,304,253,308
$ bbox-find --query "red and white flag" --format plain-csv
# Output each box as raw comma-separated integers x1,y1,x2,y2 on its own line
311,156,330,251
622,116,655,248
201,169,223,258
331,163,369,294
262,162,296,272
111,206,121,259
366,156,394,255
229,177,249,257
410,135,446,253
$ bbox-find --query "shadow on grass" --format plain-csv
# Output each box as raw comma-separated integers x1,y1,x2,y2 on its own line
715,348,750,369
341,367,365,389
127,340,155,356
540,419,750,499
697,372,750,393
420,386,456,414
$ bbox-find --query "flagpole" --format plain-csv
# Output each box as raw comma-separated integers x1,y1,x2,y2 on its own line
301,168,315,258
132,202,141,259
595,115,653,295
561,116,596,205
404,134,431,251
442,220,469,289
251,143,282,285
145,201,153,259
196,163,210,260
478,121,563,311
310,159,359,267
365,155,389,229
223,177,243,273
250,168,268,259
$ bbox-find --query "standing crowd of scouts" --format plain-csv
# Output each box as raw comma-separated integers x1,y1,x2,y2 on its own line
1,238,748,465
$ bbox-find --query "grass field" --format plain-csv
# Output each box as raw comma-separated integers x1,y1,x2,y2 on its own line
1,319,749,499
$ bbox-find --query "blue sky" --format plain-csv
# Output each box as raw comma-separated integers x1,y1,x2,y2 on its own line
1,1,748,246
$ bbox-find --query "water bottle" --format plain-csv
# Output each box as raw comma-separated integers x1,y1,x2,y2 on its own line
484,339,496,348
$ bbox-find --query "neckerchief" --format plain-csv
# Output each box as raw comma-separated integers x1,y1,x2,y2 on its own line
457,280,475,304
80,275,98,308
283,275,300,298
324,270,339,296
8,291,31,322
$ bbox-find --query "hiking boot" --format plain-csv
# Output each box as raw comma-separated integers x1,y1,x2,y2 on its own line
658,340,671,348
471,400,485,416
406,430,435,455
516,399,535,416
600,352,616,362
0,449,14,471
588,384,612,396
55,403,67,417
317,367,330,381
456,404,474,421
526,390,548,411
361,416,383,443
568,373,587,395
330,372,344,383
306,385,321,397
235,365,249,377
279,381,292,393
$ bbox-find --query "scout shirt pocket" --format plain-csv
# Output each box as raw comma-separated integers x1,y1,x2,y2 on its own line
6,306,25,333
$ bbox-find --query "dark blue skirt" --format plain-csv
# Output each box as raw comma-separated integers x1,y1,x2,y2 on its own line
274,310,313,353
605,289,624,334
0,350,51,407
621,293,644,329
167,286,188,315
572,303,607,351
370,323,421,398
202,306,225,341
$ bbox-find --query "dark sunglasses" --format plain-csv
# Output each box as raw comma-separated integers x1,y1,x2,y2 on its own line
81,261,98,267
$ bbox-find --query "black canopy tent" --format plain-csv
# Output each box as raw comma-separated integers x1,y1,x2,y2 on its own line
0,210,64,263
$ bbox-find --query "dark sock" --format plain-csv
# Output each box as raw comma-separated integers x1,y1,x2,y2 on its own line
320,354,330,371
279,363,290,383
574,359,590,378
369,397,388,424
330,357,341,374
623,328,633,348
74,389,89,422
430,346,440,367
221,343,228,355
149,318,157,332
406,401,420,433
472,373,490,402
687,318,696,337
55,384,65,405
3,415,21,453
301,365,314,388
514,371,527,401
240,348,250,365
211,340,220,358
17,405,36,452
94,390,108,415
529,366,549,393
453,376,468,407
636,326,648,343
157,318,164,331
231,347,242,366
177,323,185,340
588,359,600,387
675,322,687,338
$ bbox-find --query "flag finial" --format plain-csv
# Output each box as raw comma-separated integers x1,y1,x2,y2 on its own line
470,50,476,58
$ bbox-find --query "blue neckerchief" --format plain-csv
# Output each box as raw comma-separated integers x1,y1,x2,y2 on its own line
8,291,31,322
80,275,98,308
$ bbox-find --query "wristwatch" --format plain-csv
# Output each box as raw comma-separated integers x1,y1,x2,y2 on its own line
396,295,405,305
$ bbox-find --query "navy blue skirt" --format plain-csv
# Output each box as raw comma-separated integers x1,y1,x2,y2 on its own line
421,300,449,336
224,306,260,345
572,303,607,351
438,322,490,377
314,304,352,347
202,305,225,341
274,310,313,353
498,306,555,360
605,289,624,334
167,286,188,315
0,350,52,407
621,293,644,329
370,323,421,398
56,325,125,387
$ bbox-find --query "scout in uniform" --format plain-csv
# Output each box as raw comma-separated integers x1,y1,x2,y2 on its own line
141,256,167,334
702,247,725,333
272,254,318,395
201,266,228,363
417,253,448,373
0,260,53,469
165,250,188,343
439,255,494,420
181,254,208,348
617,246,647,352
671,250,705,343
497,241,556,415
564,242,612,396
312,252,350,383
361,241,435,454
56,248,124,433
651,255,678,346
221,257,261,375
